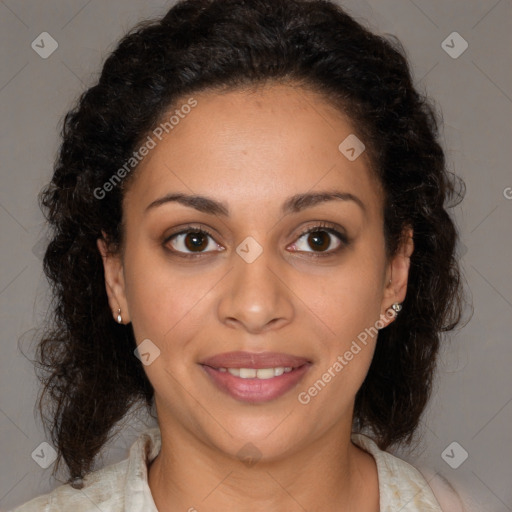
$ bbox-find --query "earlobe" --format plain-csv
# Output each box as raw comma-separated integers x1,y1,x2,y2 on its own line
387,228,414,299
96,234,130,324
380,228,414,327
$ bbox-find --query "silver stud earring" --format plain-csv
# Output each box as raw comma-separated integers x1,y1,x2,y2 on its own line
116,308,122,324
388,302,402,316
384,302,402,320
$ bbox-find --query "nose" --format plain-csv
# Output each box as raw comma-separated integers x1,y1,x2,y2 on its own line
216,243,294,334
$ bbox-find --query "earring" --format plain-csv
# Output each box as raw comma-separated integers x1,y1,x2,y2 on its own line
387,302,402,317
116,308,122,324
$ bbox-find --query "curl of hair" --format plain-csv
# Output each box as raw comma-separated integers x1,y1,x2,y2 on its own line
36,0,465,483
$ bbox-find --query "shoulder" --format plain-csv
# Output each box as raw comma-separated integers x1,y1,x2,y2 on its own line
419,467,466,512
11,458,129,512
12,428,162,512
351,433,463,512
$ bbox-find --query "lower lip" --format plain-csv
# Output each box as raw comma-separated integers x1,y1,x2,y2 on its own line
201,364,311,404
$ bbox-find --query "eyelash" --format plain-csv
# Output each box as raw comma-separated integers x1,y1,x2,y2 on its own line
163,221,348,259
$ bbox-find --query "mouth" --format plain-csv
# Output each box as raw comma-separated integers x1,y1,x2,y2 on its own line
199,351,312,403
213,366,296,379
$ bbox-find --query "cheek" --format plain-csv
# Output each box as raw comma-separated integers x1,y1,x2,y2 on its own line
122,247,220,351
122,257,208,391
294,248,385,402
122,244,181,340
296,268,383,414
298,252,385,342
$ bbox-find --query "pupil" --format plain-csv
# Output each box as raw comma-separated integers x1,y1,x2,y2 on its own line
185,232,207,251
309,231,329,251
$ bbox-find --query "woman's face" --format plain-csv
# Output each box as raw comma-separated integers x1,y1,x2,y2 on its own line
99,83,412,461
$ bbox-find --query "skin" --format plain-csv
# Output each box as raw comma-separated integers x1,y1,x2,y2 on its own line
98,82,414,512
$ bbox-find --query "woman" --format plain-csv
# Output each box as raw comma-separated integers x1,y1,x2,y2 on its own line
14,0,466,510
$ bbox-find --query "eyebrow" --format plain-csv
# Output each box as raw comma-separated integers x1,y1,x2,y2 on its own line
144,190,366,217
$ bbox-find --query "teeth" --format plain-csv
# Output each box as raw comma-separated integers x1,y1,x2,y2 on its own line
239,368,257,378
222,367,294,379
254,368,275,379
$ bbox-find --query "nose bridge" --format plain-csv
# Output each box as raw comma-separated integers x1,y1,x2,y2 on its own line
217,235,293,332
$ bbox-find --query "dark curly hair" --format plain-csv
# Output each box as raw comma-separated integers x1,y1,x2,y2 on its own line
36,0,465,486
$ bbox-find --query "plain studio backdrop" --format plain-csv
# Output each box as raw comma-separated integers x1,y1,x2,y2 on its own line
0,1,511,511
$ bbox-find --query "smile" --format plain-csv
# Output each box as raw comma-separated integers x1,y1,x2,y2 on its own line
216,366,294,379
200,362,311,403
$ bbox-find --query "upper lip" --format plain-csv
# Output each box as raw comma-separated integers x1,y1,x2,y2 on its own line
200,351,311,369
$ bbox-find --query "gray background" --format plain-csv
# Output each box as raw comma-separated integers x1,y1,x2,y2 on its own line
1,0,511,510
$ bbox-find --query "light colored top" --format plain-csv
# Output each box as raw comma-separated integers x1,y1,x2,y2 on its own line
12,428,447,511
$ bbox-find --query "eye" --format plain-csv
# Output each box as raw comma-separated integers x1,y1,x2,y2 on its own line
163,222,348,259
164,226,224,257
289,222,347,256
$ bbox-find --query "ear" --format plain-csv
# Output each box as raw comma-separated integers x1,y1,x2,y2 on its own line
97,232,130,324
379,227,414,328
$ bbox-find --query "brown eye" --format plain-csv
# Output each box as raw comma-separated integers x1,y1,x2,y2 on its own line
183,232,209,252
306,231,331,252
291,225,346,255
165,228,223,255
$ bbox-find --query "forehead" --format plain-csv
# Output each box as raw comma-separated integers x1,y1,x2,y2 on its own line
124,83,383,220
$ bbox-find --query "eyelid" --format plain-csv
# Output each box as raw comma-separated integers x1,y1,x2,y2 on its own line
295,221,349,245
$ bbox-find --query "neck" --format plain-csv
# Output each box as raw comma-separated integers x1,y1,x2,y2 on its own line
148,418,379,512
